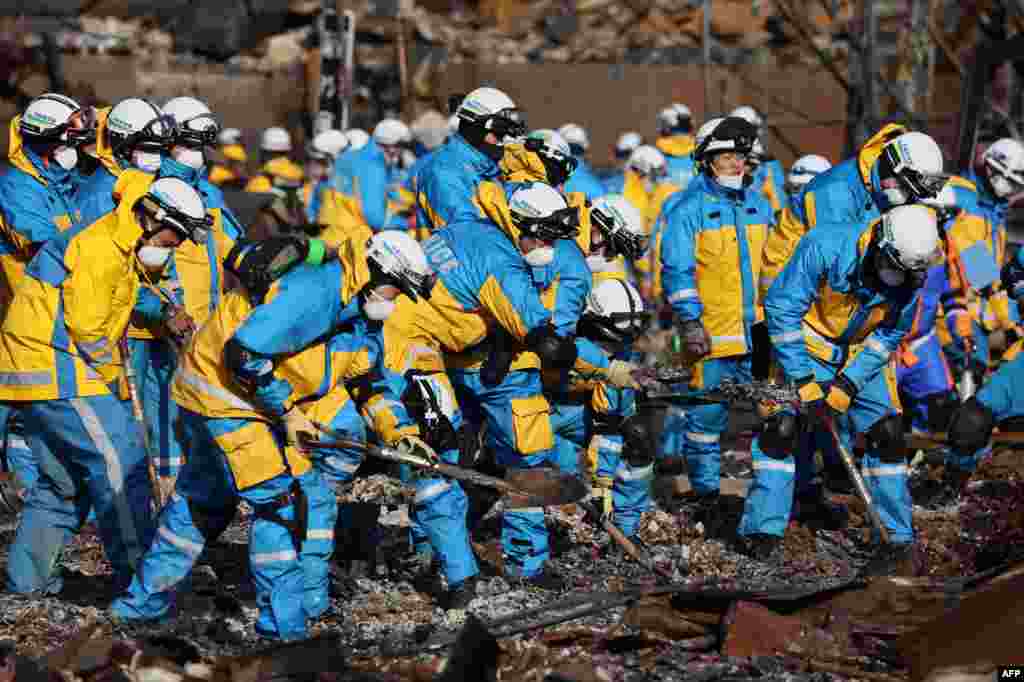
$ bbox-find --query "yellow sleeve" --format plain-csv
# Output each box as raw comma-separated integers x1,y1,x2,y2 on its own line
479,275,536,341
476,181,519,241
759,206,809,299
63,243,127,383
360,393,419,445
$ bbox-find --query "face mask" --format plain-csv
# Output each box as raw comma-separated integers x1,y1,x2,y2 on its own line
524,246,555,267
881,187,909,207
716,174,744,190
586,254,616,272
137,245,171,270
173,147,205,170
132,150,163,173
990,174,1014,198
53,146,78,170
362,290,396,321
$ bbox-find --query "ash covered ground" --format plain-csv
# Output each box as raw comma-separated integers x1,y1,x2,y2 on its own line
1,416,1022,681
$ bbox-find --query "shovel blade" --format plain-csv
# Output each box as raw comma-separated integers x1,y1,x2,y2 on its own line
502,469,588,509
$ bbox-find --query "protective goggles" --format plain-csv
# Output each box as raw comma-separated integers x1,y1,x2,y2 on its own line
120,115,178,154
368,258,436,302
512,206,580,242
484,108,527,143
176,114,220,149
525,136,577,184
590,207,648,261
881,144,948,200
137,194,213,245
877,241,938,288
64,107,98,147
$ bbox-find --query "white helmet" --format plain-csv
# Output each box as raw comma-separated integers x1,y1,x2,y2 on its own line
366,230,435,301
508,182,579,241
694,116,757,163
558,123,589,152
307,129,349,160
139,176,212,244
730,105,763,131
921,183,958,210
694,117,724,149
261,126,292,153
525,129,577,185
345,128,370,150
615,131,643,158
106,97,175,165
982,137,1024,198
786,154,832,194
657,103,693,135
581,279,649,345
590,194,647,261
456,86,525,146
878,204,940,285
627,145,667,178
162,96,219,148
878,131,946,202
20,93,94,146
373,119,411,146
447,114,460,134
218,127,242,146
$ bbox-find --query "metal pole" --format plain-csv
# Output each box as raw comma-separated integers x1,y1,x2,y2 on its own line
862,0,878,137
703,0,711,118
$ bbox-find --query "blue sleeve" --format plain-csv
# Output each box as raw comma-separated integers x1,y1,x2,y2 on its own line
764,234,828,381
767,160,787,208
550,242,592,336
133,286,166,324
232,261,348,358
660,201,702,321
841,294,916,391
573,336,611,374
419,168,479,230
359,163,390,232
1,184,63,247
977,352,1024,420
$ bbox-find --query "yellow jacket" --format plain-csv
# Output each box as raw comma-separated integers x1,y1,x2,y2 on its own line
0,171,154,400
759,124,906,299
245,156,304,193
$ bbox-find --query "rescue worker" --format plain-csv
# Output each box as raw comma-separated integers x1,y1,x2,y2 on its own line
620,144,680,299
244,126,304,194
784,154,832,209
0,93,95,501
415,86,525,232
731,106,787,216
603,131,643,194
345,128,370,151
302,128,350,229
739,204,941,569
583,194,649,285
130,95,245,492
759,125,945,297
0,174,210,594
658,116,773,519
111,231,433,640
558,123,605,201
330,118,410,233
654,103,696,190
78,98,175,225
943,138,1024,377
208,127,249,190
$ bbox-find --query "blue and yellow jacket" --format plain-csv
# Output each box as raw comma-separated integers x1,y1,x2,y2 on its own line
766,219,920,390
603,170,626,195
0,170,155,401
0,116,83,312
655,135,696,191
760,123,907,297
382,151,433,237
564,158,605,201
331,140,402,233
173,237,373,420
753,158,788,217
660,173,774,359
648,182,694,301
415,134,499,232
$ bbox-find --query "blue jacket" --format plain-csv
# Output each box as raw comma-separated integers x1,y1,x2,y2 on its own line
602,170,625,195
531,238,592,337
766,219,918,391
753,158,788,216
77,165,120,228
415,134,499,232
977,345,1024,421
331,140,402,233
564,159,605,201
660,173,773,358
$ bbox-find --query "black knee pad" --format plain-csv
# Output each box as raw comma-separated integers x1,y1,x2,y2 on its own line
925,391,960,433
759,413,800,459
867,415,905,463
949,397,995,455
621,415,655,467
188,500,235,543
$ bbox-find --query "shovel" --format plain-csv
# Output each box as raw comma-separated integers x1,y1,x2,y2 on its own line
299,427,587,509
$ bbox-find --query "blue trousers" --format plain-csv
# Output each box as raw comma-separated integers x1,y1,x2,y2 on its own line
679,355,752,496
739,355,913,545
128,337,184,478
111,410,314,641
0,404,35,495
896,333,955,433
5,395,154,594
451,369,553,578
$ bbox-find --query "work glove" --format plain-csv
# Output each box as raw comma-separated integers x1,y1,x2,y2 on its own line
164,306,197,345
281,406,322,448
606,359,642,390
587,476,614,524
395,434,440,464
824,373,857,415
678,319,711,360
